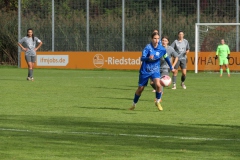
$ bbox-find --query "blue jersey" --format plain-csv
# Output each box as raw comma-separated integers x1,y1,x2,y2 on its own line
140,43,167,75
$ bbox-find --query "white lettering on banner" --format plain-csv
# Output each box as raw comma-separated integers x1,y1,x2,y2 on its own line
106,57,141,65
37,55,69,66
93,54,141,68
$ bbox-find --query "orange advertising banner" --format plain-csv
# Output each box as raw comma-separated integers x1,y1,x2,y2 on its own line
187,52,240,71
21,52,240,71
21,52,142,69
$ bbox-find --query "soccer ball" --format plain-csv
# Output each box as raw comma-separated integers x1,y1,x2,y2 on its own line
160,75,172,87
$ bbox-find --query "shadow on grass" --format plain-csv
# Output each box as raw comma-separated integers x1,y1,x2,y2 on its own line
78,106,127,111
125,85,138,88
0,115,240,158
76,106,148,112
0,78,27,81
97,97,133,100
94,86,133,91
191,124,240,129
96,96,150,102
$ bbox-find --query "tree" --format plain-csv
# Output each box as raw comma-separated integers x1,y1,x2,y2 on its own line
0,0,18,11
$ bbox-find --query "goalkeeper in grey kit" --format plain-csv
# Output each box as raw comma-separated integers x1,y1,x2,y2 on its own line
18,28,42,81
171,31,190,89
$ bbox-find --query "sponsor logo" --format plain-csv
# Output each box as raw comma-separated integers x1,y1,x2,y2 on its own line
106,57,141,65
93,54,141,68
93,54,104,68
37,55,69,66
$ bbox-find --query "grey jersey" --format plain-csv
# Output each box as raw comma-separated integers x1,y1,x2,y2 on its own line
19,36,41,56
160,46,178,69
171,39,190,60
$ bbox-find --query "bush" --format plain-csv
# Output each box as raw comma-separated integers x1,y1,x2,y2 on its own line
0,9,18,65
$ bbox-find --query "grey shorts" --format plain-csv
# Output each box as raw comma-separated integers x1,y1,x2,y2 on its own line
25,55,36,63
174,59,187,69
160,68,170,76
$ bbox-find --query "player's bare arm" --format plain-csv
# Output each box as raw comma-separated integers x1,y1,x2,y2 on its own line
34,41,43,51
18,42,28,52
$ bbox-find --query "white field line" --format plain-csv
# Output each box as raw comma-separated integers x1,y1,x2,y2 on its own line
0,128,239,142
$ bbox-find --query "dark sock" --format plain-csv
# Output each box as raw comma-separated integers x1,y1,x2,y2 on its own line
181,75,186,82
133,94,140,104
28,69,30,77
156,92,162,100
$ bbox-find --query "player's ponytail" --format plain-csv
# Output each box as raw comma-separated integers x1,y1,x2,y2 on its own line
32,34,34,42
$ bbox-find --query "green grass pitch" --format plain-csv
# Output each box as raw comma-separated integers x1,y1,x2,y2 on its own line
0,67,240,160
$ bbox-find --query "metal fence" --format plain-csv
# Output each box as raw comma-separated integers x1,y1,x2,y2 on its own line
18,0,240,64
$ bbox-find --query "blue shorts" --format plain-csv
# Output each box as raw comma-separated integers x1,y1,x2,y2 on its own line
138,72,160,87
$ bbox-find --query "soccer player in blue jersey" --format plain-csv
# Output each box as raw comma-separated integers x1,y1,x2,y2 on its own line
150,36,179,93
129,32,175,111
152,29,162,45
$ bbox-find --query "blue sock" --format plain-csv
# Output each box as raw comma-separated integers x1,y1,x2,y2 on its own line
156,92,162,100
133,94,140,104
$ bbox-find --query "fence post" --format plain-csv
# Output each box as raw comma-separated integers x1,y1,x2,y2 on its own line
86,0,89,52
52,0,54,51
122,0,125,52
197,0,200,23
236,0,239,52
18,0,21,68
159,0,162,35
197,0,200,52
195,0,200,73
195,23,198,73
